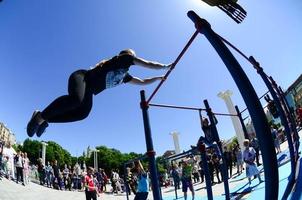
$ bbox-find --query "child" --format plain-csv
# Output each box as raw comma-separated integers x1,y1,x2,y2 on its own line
243,139,262,185
27,49,172,137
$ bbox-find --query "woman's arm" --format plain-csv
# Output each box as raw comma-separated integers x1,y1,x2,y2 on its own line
133,57,172,70
128,76,164,85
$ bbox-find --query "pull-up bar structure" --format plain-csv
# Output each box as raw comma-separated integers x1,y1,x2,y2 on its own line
146,30,199,104
139,10,281,200
149,103,238,117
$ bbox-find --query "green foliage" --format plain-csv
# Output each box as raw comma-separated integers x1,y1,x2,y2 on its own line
22,138,42,165
21,139,72,167
86,146,143,175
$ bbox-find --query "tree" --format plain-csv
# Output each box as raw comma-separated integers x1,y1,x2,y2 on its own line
22,138,42,165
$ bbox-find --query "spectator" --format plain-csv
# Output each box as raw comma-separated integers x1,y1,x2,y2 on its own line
15,151,24,185
23,152,30,185
126,167,137,195
271,126,281,154
2,142,16,180
52,160,61,190
181,160,195,200
250,135,261,166
45,161,53,188
171,164,181,190
234,146,243,174
37,158,45,185
84,167,99,200
63,164,70,190
243,139,262,185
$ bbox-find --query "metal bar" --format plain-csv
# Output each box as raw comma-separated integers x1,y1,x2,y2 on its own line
140,90,162,200
199,144,213,200
248,57,296,200
149,103,238,117
187,10,279,200
146,30,199,104
149,103,203,111
240,90,270,114
235,105,249,139
204,99,230,200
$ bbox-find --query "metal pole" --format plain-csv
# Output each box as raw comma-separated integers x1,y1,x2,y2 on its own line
199,143,213,200
140,90,162,200
248,57,296,199
235,105,249,139
204,99,230,200
187,11,278,200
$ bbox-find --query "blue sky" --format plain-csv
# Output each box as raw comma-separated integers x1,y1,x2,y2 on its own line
0,0,301,157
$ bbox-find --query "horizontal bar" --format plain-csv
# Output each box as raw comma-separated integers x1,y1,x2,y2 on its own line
124,154,148,165
149,103,203,111
149,103,238,117
240,90,270,113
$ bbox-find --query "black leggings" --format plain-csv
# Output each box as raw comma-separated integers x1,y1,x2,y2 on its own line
41,70,93,123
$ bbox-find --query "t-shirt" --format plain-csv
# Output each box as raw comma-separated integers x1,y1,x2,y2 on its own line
87,54,134,95
243,147,256,164
137,172,149,193
85,175,96,192
182,165,192,179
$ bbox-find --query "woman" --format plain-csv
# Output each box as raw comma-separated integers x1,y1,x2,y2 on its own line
134,161,149,200
27,49,172,137
243,139,262,185
84,167,99,200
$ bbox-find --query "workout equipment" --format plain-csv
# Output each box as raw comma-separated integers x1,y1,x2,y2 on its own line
215,26,300,199
139,10,296,200
201,0,247,23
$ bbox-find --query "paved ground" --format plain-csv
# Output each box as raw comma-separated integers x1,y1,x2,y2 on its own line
0,133,298,200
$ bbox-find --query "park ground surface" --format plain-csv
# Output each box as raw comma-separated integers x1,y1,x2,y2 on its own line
1,131,301,200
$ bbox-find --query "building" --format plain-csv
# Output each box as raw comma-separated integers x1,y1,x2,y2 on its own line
285,74,302,110
0,122,16,145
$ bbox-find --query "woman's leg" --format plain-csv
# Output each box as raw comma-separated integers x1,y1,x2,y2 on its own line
41,70,92,123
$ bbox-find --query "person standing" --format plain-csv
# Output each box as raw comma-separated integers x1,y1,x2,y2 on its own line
45,161,53,187
223,146,233,178
250,136,261,166
2,142,16,180
171,164,181,190
235,146,244,174
52,160,61,190
84,167,99,200
181,160,195,200
243,140,262,185
271,126,281,154
134,161,149,200
23,152,30,185
15,151,24,185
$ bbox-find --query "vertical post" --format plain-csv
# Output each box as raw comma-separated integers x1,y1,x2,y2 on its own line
199,143,213,200
140,90,162,200
271,77,300,159
204,99,230,199
235,105,249,139
248,57,296,199
187,11,278,200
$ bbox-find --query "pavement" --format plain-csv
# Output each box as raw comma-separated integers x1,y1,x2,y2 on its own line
0,131,299,200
